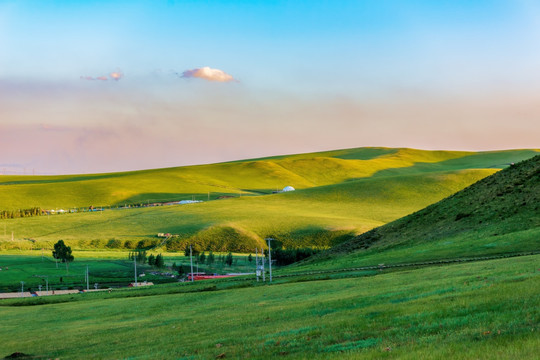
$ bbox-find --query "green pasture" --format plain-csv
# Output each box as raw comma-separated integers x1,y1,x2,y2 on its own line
0,255,135,293
0,168,502,250
291,154,540,272
0,255,538,359
0,147,536,211
0,147,537,251
0,251,256,292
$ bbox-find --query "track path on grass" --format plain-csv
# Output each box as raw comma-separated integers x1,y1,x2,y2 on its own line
274,250,540,280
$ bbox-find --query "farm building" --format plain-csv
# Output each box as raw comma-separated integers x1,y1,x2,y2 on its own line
282,186,295,192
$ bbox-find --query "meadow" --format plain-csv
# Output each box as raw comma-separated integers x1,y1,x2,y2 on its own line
1,148,537,251
0,254,538,359
0,149,538,359
0,251,255,293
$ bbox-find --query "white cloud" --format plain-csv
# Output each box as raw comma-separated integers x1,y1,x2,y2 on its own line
181,67,235,82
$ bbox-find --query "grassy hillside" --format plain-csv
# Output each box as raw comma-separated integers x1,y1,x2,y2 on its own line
0,147,537,211
0,168,498,251
0,148,537,250
296,154,540,271
0,254,538,359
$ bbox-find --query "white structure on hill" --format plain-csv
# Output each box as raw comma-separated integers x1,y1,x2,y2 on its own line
282,186,295,192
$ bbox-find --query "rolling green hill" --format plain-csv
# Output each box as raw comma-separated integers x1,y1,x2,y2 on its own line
296,154,540,271
1,147,537,210
0,152,538,359
0,148,537,250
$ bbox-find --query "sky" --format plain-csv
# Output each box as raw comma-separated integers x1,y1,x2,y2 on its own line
1,0,539,174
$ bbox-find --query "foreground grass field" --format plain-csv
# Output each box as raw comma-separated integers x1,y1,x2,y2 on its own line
0,255,538,359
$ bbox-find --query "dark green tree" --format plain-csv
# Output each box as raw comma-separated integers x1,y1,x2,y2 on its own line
199,252,206,264
207,251,215,265
248,254,253,263
136,250,147,264
52,240,74,272
155,253,165,268
225,252,233,266
148,254,156,266
172,262,184,276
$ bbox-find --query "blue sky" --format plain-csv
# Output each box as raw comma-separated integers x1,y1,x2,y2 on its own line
0,0,539,174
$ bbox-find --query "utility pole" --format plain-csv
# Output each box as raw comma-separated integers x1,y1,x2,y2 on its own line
190,245,194,282
262,251,265,282
20,281,25,297
35,276,48,295
86,265,89,291
266,238,274,283
134,256,138,287
255,248,259,282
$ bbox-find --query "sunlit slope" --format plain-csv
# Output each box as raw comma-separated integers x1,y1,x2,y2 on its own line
0,147,537,210
297,155,540,271
0,168,504,250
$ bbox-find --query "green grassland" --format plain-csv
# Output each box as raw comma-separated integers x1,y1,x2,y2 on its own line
0,254,538,359
0,147,536,211
0,168,499,251
293,154,540,272
0,251,254,292
0,148,537,251
0,149,538,359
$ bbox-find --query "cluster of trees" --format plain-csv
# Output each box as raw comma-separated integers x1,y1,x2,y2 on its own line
148,253,165,268
184,247,235,267
266,247,321,266
0,207,42,219
128,250,148,264
127,251,168,269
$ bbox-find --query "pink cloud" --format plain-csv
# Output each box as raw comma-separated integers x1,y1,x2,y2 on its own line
80,70,123,81
181,67,235,82
109,70,123,81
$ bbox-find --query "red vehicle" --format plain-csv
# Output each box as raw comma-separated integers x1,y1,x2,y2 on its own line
186,273,238,281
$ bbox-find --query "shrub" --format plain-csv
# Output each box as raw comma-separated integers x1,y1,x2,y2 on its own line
106,239,123,249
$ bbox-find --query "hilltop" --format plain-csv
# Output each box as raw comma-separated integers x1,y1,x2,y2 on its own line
299,154,540,270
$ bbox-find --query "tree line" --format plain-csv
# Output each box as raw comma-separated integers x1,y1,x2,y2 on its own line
265,247,322,266
0,207,42,219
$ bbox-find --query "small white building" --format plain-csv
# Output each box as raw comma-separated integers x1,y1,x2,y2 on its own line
282,186,295,192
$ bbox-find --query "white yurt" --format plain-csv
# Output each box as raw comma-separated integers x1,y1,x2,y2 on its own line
282,186,295,192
